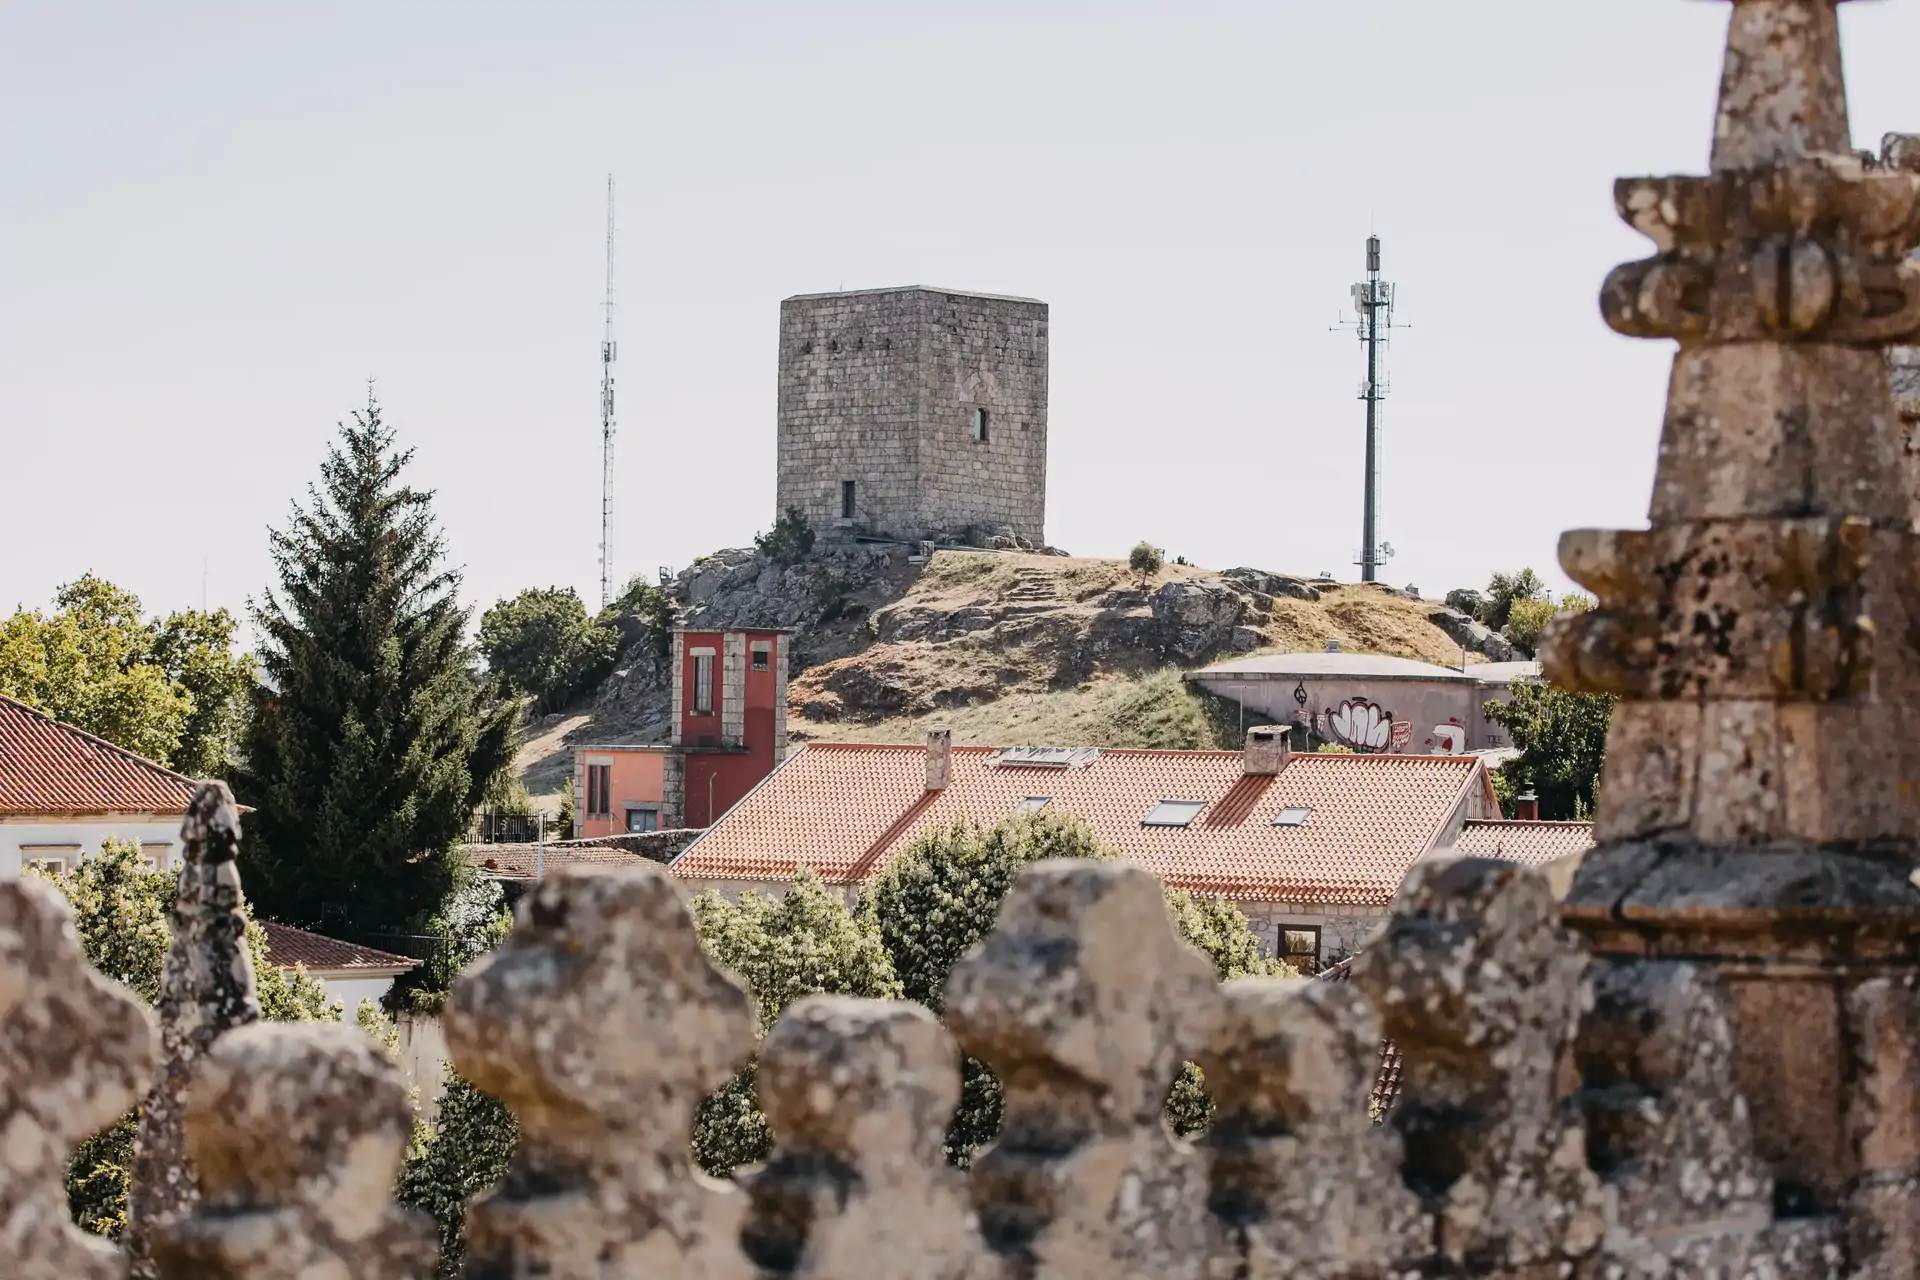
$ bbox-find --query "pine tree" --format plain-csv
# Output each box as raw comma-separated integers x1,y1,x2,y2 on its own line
238,398,515,935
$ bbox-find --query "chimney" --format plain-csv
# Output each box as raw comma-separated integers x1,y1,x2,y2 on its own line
1515,789,1540,822
1243,726,1290,776
926,725,952,791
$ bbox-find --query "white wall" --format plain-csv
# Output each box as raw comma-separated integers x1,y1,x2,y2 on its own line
315,975,397,1013
397,1012,451,1124
0,817,184,877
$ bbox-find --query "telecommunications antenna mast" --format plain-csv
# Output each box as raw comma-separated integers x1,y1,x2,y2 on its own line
1335,235,1397,583
599,176,617,609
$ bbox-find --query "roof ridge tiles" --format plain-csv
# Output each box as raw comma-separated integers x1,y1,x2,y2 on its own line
0,692,199,786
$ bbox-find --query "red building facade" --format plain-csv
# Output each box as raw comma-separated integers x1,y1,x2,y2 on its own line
665,628,791,828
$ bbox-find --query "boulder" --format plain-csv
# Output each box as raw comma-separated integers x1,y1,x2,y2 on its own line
1427,607,1520,662
1222,567,1321,602
1151,579,1246,662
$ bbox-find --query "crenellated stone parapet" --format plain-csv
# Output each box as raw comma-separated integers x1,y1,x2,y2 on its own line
0,846,1865,1280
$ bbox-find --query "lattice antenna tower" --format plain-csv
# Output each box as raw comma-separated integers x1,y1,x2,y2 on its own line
599,176,618,609
1339,235,1397,583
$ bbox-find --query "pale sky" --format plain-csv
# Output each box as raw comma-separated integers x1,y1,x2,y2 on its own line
6,2,1920,627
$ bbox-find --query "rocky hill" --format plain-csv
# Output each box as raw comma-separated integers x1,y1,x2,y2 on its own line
513,542,1514,803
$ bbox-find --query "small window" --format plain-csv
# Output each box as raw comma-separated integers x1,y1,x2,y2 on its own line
29,856,67,875
626,808,660,833
1274,806,1312,827
1142,799,1206,828
693,653,715,714
1283,927,1322,966
1015,796,1051,814
970,407,990,442
587,763,613,818
751,643,772,671
841,480,856,520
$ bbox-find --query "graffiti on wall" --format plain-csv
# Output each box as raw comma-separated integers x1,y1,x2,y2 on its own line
1319,698,1396,752
1429,719,1467,755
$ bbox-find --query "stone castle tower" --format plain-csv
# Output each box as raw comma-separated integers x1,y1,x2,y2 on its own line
775,286,1048,546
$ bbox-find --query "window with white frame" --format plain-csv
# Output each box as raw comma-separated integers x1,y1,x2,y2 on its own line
693,652,715,714
586,763,612,818
751,642,772,671
21,845,78,874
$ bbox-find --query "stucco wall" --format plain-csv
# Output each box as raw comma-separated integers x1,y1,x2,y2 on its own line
0,816,185,877
575,748,667,840
1191,673,1521,753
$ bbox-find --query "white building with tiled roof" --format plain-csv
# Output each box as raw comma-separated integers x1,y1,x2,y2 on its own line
0,693,200,876
257,920,420,1010
671,727,1503,966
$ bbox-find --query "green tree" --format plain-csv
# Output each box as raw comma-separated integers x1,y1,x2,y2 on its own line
393,861,515,1011
1129,541,1165,583
1161,890,1296,1135
1504,590,1595,657
478,587,618,713
687,868,901,1175
0,576,253,772
397,1073,518,1279
29,842,336,1236
604,574,676,662
1479,567,1548,632
150,607,257,776
1484,678,1616,819
754,506,816,567
238,399,516,936
862,809,1118,1162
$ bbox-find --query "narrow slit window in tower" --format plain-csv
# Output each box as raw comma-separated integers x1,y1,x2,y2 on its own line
971,407,989,442
841,480,856,520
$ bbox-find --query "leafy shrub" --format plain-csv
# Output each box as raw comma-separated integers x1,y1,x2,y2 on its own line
603,574,676,662
1485,678,1616,819
31,841,337,1236
1162,890,1296,1135
1479,568,1548,630
397,1072,518,1278
478,587,619,713
688,868,900,1175
755,506,816,567
863,809,1117,1162
1129,541,1165,582
1503,597,1559,655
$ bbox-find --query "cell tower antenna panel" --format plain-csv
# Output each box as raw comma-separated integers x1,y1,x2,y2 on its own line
1333,234,1397,583
600,175,617,610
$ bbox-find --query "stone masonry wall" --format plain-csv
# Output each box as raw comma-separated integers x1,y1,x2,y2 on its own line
776,287,1048,545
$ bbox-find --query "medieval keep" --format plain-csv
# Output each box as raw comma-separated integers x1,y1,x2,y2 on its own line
775,286,1049,547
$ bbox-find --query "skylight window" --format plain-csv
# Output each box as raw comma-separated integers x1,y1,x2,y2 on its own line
1274,806,1312,827
1015,796,1051,814
1142,799,1205,828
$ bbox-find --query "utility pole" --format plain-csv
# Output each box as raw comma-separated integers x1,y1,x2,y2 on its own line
1347,235,1397,582
600,176,618,610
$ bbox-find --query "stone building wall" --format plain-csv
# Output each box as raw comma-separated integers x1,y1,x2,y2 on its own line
776,286,1048,545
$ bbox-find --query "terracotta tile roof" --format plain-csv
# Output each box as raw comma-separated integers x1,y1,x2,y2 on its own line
0,694,199,815
674,743,1491,905
1448,819,1595,867
465,842,657,880
257,921,419,975
1316,956,1402,1123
